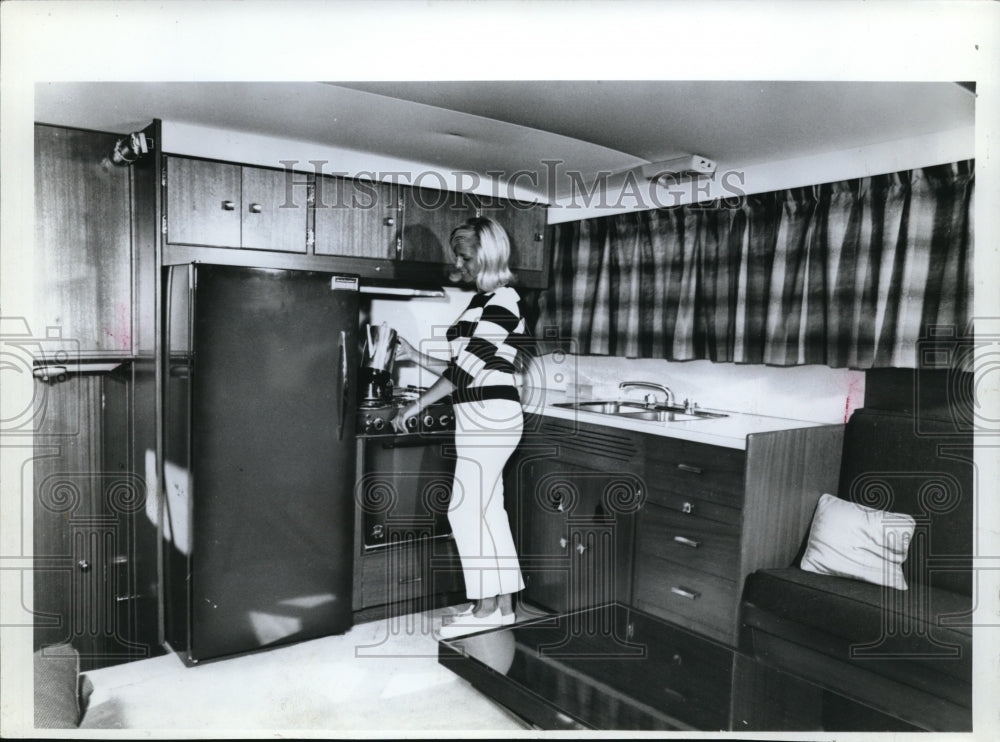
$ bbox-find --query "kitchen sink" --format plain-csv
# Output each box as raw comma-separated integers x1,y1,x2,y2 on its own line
552,400,728,421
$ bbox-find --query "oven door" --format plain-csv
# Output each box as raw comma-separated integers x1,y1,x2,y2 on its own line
358,434,456,550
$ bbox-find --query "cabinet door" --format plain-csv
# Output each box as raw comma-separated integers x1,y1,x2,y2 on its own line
166,157,242,247
399,185,477,264
314,178,397,258
513,456,634,613
241,165,307,252
482,200,547,273
34,125,133,357
33,373,152,669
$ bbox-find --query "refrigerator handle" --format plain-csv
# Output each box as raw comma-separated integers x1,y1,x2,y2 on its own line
338,330,348,441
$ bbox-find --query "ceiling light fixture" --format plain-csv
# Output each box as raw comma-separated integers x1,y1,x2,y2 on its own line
641,154,717,180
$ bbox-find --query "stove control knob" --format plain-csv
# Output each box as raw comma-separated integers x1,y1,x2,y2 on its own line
438,414,452,427
422,414,436,429
406,416,418,431
371,417,385,431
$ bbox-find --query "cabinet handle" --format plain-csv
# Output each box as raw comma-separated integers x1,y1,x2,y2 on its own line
221,200,236,211
115,594,140,603
676,463,703,475
534,232,544,242
383,216,396,227
248,202,263,214
673,535,700,548
576,543,587,555
681,501,694,514
398,576,423,585
559,537,568,549
77,560,90,572
670,585,699,600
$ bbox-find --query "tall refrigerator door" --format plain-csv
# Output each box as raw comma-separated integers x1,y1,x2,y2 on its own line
188,265,359,662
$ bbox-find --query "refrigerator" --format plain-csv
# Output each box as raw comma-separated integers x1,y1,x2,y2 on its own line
163,264,359,663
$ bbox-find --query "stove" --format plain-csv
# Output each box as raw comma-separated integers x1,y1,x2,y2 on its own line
357,387,455,436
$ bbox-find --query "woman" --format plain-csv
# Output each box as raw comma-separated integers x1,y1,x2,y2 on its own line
392,217,527,638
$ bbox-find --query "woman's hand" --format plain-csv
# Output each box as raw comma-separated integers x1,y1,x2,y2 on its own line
391,401,422,433
394,336,418,364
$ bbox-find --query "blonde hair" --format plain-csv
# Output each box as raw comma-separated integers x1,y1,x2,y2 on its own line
450,217,513,292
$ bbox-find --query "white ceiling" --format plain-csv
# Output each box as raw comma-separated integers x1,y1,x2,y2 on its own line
34,81,974,201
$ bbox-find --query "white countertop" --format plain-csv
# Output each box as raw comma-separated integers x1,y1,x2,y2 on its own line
524,389,834,450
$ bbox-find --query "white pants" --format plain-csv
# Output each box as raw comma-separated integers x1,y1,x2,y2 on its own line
449,399,525,600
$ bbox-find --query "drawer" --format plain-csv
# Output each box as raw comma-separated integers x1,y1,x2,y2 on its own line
359,539,460,609
636,504,739,580
632,556,738,644
646,438,745,507
624,609,734,729
643,485,742,527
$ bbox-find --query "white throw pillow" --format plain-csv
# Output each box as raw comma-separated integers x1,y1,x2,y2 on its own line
799,493,916,590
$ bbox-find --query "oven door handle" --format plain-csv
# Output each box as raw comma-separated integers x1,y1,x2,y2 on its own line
338,330,348,441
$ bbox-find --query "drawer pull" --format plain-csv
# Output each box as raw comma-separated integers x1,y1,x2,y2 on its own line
670,585,700,600
398,576,423,585
673,535,700,548
676,463,703,475
681,501,694,514
221,200,236,211
248,202,263,214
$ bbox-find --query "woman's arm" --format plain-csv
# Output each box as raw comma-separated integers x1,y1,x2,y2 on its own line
396,336,449,375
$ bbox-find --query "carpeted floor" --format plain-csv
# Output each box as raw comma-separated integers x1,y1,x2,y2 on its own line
79,604,529,733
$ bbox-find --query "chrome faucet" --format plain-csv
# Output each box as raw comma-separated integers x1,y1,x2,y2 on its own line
619,381,675,408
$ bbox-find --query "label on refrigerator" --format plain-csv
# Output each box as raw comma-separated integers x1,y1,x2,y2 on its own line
331,276,359,292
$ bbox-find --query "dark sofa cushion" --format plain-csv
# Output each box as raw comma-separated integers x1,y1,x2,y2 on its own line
837,409,972,595
742,568,972,693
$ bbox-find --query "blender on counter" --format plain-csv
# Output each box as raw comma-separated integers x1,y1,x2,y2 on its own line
359,322,398,406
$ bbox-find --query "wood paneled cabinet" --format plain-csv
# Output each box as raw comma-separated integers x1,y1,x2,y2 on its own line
506,416,843,647
32,365,160,670
161,154,552,289
480,199,548,285
34,125,135,357
507,416,642,614
399,185,478,265
165,156,308,252
632,426,844,646
313,176,397,259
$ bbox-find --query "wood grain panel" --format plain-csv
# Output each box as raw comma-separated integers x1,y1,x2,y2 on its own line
34,125,134,356
480,199,547,272
399,185,477,264
314,178,396,258
635,503,740,579
166,157,241,247
739,425,844,587
645,437,746,506
33,375,103,652
241,165,307,252
632,553,737,642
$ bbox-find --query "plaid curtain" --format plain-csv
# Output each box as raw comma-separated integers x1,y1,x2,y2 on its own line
536,161,974,369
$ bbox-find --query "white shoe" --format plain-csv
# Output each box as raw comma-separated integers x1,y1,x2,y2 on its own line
438,608,513,639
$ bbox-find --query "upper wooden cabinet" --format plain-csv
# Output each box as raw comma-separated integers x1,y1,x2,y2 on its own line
399,185,477,265
164,156,307,253
480,199,548,286
313,177,397,259
34,125,135,357
161,155,551,288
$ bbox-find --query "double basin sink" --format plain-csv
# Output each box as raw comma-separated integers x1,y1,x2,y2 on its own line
552,400,728,422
